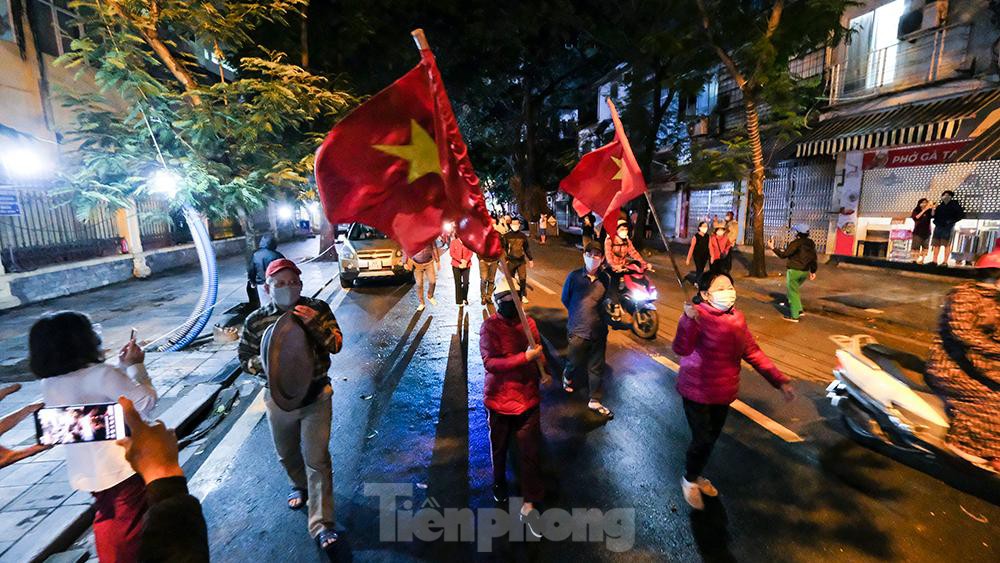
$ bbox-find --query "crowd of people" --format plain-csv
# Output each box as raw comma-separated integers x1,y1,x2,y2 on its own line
1,197,996,562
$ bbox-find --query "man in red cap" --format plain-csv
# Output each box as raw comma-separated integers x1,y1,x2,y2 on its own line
237,258,344,554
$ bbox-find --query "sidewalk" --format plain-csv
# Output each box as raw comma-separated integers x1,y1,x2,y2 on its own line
0,236,333,562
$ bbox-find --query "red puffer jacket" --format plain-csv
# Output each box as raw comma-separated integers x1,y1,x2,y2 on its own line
672,302,788,405
481,314,542,415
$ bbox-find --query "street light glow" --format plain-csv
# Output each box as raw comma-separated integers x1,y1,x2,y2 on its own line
149,168,180,198
277,204,295,221
1,146,51,179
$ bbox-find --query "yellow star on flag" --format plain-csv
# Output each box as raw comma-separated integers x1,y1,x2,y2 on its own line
373,120,443,183
611,155,625,181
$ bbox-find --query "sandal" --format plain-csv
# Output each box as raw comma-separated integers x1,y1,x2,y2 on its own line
287,488,307,510
316,529,339,551
588,401,614,419
562,374,574,394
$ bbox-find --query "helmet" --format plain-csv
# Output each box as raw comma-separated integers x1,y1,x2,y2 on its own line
792,223,810,235
974,249,1000,269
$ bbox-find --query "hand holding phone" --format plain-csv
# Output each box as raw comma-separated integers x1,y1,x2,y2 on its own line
119,340,145,367
116,397,183,484
34,402,129,446
1,384,49,467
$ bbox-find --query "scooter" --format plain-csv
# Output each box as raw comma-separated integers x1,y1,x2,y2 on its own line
607,261,659,340
825,334,998,477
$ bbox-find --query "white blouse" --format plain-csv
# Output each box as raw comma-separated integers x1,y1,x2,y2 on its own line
41,362,157,492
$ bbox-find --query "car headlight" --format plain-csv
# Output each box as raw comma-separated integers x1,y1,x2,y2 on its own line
395,250,403,257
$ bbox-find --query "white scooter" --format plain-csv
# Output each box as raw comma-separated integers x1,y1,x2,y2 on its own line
825,334,999,478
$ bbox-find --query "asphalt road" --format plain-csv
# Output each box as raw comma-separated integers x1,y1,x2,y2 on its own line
189,237,998,562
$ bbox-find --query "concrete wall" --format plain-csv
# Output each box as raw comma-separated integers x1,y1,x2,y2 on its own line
0,237,246,310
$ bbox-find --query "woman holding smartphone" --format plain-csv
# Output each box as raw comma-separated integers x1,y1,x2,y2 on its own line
30,312,157,563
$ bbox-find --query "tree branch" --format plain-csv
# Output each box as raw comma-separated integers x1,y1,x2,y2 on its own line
694,0,748,90
765,0,784,40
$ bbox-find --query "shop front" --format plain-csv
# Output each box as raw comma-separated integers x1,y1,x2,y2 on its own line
852,140,1000,265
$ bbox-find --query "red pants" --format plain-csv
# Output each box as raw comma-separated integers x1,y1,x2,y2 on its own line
92,474,148,563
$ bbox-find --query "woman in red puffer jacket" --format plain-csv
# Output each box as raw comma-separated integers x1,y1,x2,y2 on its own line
480,280,548,530
672,272,796,510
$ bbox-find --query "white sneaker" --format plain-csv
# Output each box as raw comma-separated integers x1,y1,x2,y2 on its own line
522,296,530,304
681,477,705,510
428,297,438,306
417,303,425,312
695,476,718,497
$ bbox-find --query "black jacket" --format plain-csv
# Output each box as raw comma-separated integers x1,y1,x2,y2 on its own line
502,231,533,262
773,235,818,273
248,234,284,284
139,477,209,562
933,200,966,231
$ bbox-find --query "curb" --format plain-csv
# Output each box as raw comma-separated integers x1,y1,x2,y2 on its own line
26,359,243,563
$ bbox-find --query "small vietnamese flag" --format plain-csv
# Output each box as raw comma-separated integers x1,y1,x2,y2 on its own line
314,42,500,258
560,98,647,227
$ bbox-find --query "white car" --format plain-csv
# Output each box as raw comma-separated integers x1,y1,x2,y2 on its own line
337,223,411,288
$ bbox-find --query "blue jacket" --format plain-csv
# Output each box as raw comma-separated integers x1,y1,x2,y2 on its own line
561,267,610,340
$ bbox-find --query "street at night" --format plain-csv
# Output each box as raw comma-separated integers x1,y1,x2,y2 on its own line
2,1,1000,562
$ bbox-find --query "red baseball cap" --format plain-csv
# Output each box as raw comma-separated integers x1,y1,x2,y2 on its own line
265,258,301,279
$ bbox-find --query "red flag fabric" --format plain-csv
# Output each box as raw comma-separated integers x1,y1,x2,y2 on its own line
314,49,501,258
560,100,647,228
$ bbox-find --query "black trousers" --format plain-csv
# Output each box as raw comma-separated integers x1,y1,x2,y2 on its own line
453,266,470,304
694,255,708,280
563,335,607,401
488,406,544,503
682,399,730,481
507,259,528,298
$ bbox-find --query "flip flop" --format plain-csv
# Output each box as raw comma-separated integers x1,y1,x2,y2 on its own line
588,402,614,419
316,529,339,551
287,488,307,510
562,375,574,394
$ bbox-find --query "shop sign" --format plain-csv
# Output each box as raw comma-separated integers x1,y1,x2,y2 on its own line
863,140,969,170
0,193,20,216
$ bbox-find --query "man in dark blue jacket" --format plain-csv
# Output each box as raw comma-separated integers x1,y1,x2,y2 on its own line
561,242,614,420
248,233,285,307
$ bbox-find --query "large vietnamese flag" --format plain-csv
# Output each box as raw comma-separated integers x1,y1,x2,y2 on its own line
560,98,647,227
314,47,500,258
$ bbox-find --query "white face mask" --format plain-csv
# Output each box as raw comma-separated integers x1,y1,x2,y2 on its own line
617,229,629,239
699,226,708,234
708,288,737,311
584,255,602,273
271,286,301,310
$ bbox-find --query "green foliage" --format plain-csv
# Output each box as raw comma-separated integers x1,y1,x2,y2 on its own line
57,0,353,220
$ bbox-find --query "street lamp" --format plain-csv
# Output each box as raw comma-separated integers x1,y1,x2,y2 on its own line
0,144,52,180
277,204,295,221
148,168,180,198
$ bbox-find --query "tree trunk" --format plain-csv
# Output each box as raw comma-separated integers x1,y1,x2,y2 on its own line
138,29,202,106
299,2,310,68
521,79,537,219
317,212,339,261
743,94,768,278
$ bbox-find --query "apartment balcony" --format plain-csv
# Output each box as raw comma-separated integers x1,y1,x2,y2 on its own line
827,24,973,105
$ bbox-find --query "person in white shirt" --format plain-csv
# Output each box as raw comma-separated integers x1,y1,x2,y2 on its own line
30,311,157,563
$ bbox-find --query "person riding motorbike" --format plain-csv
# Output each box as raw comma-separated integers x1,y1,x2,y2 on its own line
604,218,653,321
925,249,1000,472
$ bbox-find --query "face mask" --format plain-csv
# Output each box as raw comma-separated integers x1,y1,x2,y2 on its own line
584,255,602,273
497,300,517,319
271,286,301,310
699,227,708,234
618,230,629,239
511,223,520,231
708,288,737,311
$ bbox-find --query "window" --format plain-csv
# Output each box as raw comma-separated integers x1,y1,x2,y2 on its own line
695,76,718,116
848,0,906,89
28,0,82,56
1,0,14,42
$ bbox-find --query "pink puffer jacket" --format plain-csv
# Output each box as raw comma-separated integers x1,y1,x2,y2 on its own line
672,301,788,405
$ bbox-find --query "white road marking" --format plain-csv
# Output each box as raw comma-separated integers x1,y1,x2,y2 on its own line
187,389,266,501
647,349,804,443
528,278,557,295
329,287,351,312
730,400,805,443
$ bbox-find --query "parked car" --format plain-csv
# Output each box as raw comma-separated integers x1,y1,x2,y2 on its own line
338,223,411,288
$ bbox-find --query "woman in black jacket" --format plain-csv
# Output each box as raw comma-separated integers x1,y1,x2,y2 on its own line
910,198,932,263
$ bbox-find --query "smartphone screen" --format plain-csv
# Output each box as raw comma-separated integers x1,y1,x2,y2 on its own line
34,403,129,446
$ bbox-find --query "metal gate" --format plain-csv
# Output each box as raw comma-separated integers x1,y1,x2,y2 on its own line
746,159,836,253
686,183,735,230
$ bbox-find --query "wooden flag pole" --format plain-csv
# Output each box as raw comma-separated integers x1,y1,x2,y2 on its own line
409,27,549,381
606,97,690,301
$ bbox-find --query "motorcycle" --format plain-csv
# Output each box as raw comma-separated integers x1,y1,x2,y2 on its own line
825,334,998,478
607,260,659,340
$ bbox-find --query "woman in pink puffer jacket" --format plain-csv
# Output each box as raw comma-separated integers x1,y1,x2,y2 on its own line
672,272,796,510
